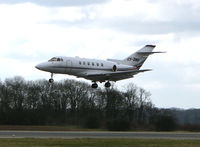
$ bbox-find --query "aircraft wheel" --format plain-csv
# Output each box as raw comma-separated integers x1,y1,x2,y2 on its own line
105,81,111,88
49,73,54,83
91,83,98,88
49,78,54,83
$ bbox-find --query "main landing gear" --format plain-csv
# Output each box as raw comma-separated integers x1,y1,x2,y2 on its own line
91,81,111,89
49,73,54,83
104,81,111,88
91,82,98,88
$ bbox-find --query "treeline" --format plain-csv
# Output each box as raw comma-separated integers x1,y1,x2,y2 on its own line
0,76,199,131
162,108,200,132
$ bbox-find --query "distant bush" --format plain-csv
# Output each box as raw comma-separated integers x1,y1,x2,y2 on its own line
154,115,177,131
181,124,200,132
84,115,101,129
106,119,131,131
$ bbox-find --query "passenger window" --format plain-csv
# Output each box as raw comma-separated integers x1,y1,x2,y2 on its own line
83,61,85,65
79,61,81,65
92,62,94,66
101,63,103,66
61,58,63,61
57,58,60,61
97,63,99,66
88,62,90,66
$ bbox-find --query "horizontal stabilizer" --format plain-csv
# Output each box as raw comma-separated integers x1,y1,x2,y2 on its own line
137,51,166,55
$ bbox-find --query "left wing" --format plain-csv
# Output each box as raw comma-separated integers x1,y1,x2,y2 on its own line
84,69,152,82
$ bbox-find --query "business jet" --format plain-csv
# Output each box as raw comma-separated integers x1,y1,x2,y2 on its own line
35,45,164,88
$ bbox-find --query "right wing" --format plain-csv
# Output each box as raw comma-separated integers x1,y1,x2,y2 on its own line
84,69,152,82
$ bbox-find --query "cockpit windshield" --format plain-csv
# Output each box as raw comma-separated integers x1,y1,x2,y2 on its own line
48,57,63,62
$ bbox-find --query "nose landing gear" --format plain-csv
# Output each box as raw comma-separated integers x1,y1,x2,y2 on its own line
49,73,54,83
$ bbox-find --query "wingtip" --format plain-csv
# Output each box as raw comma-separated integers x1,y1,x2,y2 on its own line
140,69,153,72
145,45,156,48
145,69,153,72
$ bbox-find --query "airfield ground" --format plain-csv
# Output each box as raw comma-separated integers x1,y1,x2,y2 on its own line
0,125,200,146
0,138,200,147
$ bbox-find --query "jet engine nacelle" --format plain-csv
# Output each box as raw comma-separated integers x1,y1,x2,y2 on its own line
113,65,117,72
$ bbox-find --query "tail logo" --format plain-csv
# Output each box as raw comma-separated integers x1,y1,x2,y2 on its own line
127,57,140,62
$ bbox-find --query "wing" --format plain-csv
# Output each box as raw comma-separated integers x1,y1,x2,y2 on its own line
84,69,152,82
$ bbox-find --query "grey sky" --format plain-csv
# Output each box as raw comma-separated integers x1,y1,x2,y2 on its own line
0,0,199,108
0,0,109,6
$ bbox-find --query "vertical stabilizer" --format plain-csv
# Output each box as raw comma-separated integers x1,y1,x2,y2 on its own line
123,45,156,69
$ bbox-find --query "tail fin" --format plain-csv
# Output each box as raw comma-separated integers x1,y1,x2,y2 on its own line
123,45,156,69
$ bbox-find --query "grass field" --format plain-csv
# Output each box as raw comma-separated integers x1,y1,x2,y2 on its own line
0,138,200,147
0,125,105,131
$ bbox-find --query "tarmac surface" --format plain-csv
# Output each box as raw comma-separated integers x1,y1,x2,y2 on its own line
0,131,200,139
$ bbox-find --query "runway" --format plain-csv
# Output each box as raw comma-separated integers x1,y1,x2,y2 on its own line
0,131,199,139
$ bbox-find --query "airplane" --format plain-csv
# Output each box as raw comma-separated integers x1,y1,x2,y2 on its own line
35,45,164,88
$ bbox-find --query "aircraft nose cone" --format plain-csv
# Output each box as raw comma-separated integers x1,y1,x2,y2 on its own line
35,64,42,70
35,62,50,72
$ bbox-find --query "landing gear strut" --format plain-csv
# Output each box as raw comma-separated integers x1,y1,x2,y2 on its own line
105,81,111,88
91,82,98,89
49,73,54,83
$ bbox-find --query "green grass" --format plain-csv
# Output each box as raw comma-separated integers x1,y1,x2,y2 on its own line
0,138,200,147
0,125,105,131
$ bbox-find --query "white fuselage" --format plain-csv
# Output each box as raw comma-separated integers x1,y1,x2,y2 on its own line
36,56,135,82
35,45,160,88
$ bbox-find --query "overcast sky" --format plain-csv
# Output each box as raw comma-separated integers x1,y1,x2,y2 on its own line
0,0,199,109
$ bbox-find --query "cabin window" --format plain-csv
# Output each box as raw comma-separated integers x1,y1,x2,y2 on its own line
48,57,58,62
83,61,85,65
57,58,63,61
48,57,63,62
101,63,103,66
92,62,94,66
87,62,90,66
79,61,81,65
97,63,99,66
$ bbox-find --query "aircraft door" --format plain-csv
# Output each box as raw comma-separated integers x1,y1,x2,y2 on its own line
66,60,72,73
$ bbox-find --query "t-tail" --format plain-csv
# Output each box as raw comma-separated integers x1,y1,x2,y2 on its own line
124,45,157,69
107,45,165,69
